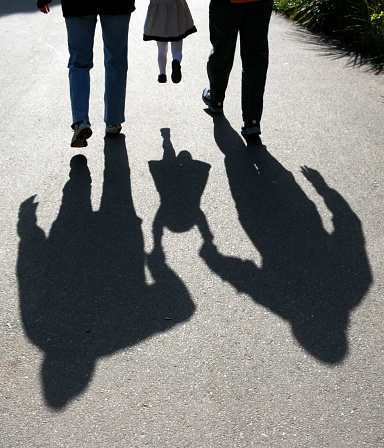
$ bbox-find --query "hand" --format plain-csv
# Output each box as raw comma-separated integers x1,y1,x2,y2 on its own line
301,166,327,192
160,128,170,139
147,246,166,267
199,239,218,260
39,4,50,13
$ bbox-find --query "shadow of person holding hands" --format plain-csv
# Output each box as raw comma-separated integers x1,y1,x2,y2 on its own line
17,134,195,410
200,115,372,364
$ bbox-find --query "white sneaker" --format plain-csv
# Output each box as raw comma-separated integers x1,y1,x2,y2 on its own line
105,124,122,135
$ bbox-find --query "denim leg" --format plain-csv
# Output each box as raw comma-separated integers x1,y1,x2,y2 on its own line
207,0,242,103
65,15,97,125
100,14,131,125
239,0,273,122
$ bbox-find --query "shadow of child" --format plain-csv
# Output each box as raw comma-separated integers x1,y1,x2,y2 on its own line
149,128,213,256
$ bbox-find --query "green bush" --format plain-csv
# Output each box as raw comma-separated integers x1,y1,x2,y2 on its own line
273,0,384,65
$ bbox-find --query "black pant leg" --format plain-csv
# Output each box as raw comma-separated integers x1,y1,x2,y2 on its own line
207,0,243,102
239,0,273,122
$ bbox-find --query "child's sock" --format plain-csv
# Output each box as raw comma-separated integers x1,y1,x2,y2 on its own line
157,41,168,75
171,40,183,63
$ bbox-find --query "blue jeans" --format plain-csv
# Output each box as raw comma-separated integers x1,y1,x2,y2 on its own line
65,14,131,126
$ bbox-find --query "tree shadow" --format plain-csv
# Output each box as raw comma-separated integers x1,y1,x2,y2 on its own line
285,18,383,74
199,114,372,364
17,134,195,410
0,0,40,17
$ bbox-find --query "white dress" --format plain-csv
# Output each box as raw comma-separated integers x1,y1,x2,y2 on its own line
143,0,197,42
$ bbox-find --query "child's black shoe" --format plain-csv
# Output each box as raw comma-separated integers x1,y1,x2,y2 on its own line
171,60,182,83
158,74,167,83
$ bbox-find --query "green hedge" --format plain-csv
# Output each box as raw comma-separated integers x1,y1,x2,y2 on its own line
273,0,384,66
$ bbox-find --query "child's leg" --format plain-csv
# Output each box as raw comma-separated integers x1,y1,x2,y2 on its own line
170,40,183,83
170,40,183,62
157,41,168,74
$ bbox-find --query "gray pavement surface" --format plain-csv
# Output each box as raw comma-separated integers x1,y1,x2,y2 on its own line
1,1,384,447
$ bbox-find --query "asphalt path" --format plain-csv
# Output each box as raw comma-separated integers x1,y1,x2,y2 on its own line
1,1,384,446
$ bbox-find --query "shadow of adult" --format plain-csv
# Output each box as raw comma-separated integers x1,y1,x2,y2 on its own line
0,0,39,17
17,134,195,410
200,115,372,364
149,128,213,254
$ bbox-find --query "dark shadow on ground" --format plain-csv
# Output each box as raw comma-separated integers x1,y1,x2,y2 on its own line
0,0,41,17
149,128,213,253
200,114,372,364
17,134,195,410
281,13,383,74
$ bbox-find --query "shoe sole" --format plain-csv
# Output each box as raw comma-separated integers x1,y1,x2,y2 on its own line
171,60,182,84
71,127,92,148
202,92,223,114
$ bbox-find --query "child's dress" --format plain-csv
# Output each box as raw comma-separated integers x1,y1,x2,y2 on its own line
144,0,197,42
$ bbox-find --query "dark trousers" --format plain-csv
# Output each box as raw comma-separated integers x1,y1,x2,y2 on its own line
207,0,273,122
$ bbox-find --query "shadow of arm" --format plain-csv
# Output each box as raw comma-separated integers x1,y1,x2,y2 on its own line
17,196,48,344
200,241,261,296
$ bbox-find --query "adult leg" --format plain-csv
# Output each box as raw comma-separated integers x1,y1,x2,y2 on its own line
239,0,273,123
207,0,242,103
100,14,131,125
65,15,97,126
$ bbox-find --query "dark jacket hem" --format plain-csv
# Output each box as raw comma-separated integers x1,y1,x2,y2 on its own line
143,26,197,42
37,0,52,8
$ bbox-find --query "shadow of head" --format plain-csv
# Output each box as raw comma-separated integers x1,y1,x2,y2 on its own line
177,150,192,162
292,317,347,364
69,154,91,183
42,351,96,410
